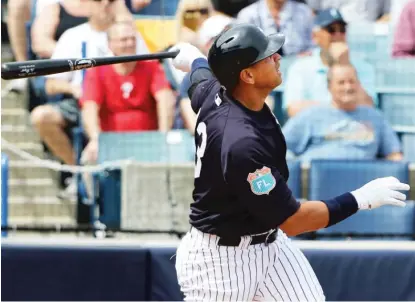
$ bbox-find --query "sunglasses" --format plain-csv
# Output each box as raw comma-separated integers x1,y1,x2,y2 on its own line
184,8,209,16
325,24,347,34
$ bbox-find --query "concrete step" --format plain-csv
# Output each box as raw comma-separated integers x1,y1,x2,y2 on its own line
2,143,45,161
8,196,76,217
1,109,31,126
1,91,28,109
7,216,77,226
7,161,60,179
1,127,41,144
9,178,60,197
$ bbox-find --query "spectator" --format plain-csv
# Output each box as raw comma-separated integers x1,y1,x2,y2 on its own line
31,0,135,59
79,22,176,163
236,0,315,56
31,0,89,59
30,0,148,198
283,8,377,117
392,0,415,57
175,0,215,45
305,0,391,23
282,63,403,161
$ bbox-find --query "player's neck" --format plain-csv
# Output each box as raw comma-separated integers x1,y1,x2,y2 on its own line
232,86,268,112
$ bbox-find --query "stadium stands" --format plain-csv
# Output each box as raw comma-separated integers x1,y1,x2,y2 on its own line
308,159,413,239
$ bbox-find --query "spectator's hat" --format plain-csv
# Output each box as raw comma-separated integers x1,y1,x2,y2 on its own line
198,14,234,47
314,8,347,28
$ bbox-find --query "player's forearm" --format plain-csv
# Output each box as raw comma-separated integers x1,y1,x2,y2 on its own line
280,193,358,237
189,58,215,86
279,201,329,236
81,102,101,141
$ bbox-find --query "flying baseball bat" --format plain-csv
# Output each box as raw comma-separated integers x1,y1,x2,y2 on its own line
1,50,180,80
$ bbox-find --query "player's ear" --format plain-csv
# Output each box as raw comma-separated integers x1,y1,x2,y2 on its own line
239,68,255,85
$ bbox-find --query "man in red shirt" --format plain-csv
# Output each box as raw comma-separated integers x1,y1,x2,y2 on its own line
79,21,176,162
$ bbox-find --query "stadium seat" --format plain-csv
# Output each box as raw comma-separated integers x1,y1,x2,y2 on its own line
378,92,415,129
308,159,412,239
309,159,410,200
287,160,302,200
376,59,415,91
134,16,178,52
317,201,415,239
402,133,415,162
98,130,193,164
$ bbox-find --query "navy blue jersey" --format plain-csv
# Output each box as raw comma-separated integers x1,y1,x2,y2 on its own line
188,58,300,237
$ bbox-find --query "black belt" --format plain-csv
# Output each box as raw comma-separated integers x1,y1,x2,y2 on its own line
217,230,278,247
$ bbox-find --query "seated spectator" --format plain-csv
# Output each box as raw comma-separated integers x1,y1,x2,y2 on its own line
31,0,136,59
30,0,148,198
282,63,403,161
31,0,89,59
175,0,215,45
392,0,415,57
236,0,314,56
79,21,176,163
283,8,377,117
305,0,391,23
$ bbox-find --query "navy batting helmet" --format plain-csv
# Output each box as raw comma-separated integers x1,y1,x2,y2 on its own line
207,23,285,92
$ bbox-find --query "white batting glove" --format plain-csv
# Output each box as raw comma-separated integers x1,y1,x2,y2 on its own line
169,42,207,73
351,177,410,210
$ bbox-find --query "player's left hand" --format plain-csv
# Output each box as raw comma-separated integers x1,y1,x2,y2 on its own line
170,42,206,73
351,177,410,210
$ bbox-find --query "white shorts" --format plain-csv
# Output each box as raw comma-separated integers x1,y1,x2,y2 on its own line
175,227,325,301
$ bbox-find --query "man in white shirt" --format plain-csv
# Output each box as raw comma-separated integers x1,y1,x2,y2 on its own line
30,0,148,175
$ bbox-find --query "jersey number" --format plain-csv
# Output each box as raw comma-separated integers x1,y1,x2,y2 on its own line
195,122,207,178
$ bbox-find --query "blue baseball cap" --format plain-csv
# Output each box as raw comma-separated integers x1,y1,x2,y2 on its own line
314,8,347,28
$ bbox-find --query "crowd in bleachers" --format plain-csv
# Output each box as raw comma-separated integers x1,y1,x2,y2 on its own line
2,0,415,202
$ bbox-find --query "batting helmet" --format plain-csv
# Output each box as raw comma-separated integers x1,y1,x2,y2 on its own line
207,23,285,92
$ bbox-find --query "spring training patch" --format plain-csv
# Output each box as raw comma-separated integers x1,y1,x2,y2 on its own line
247,166,276,195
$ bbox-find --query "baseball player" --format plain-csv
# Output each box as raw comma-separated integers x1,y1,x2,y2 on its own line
170,24,410,301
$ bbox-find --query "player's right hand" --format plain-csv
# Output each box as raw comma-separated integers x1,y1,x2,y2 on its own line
351,177,410,210
170,42,206,73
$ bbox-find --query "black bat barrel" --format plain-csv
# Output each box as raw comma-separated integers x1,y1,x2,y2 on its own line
1,50,180,80
1,59,76,80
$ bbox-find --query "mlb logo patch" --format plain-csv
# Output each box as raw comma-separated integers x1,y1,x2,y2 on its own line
247,166,276,195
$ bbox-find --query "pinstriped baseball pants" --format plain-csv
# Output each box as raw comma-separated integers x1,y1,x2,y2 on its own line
175,228,325,301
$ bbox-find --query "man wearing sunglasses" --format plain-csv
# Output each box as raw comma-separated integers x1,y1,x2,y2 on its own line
283,8,377,118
